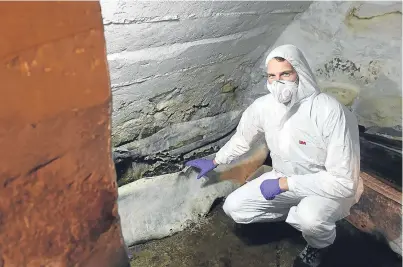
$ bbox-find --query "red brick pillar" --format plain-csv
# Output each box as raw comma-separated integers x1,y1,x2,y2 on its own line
0,2,129,267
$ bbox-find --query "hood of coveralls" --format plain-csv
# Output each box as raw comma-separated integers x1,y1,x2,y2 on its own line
265,44,321,107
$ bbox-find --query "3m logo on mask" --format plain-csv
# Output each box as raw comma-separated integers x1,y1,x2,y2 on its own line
299,140,306,145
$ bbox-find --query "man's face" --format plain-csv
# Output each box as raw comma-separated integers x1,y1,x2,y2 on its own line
267,58,298,84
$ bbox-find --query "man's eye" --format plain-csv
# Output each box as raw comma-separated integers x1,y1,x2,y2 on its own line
282,73,290,77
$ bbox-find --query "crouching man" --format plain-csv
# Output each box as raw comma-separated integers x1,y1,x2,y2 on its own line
185,44,363,267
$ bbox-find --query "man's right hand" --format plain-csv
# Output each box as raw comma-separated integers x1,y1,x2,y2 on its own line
185,158,218,179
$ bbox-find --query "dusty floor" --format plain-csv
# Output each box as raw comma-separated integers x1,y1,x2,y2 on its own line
129,201,401,267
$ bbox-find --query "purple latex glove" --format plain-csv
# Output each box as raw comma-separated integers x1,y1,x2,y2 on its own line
260,179,283,200
185,158,217,179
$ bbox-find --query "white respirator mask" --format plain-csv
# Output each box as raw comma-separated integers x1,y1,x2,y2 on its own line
266,80,298,104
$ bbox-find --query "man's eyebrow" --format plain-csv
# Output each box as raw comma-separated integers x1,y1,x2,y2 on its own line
267,69,294,76
280,70,294,74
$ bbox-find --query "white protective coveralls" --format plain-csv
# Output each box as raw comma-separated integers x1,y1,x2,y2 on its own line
215,44,363,248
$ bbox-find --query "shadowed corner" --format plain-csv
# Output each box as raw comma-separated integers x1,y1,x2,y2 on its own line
232,220,304,246
320,221,402,267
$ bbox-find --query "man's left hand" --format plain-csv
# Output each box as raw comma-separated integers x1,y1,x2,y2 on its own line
260,177,288,200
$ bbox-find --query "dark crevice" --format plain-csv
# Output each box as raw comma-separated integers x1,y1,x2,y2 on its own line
115,157,133,180
104,17,180,26
357,124,402,189
359,125,402,189
192,103,210,109
361,132,402,150
114,138,136,148
350,7,402,20
27,155,61,175
148,88,178,103
207,197,224,216
88,190,117,242
83,173,92,182
275,243,281,267
3,176,18,188
113,122,237,181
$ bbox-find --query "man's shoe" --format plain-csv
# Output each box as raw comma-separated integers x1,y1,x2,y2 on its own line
293,244,329,267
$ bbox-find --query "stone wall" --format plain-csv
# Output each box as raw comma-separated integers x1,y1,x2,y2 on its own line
0,2,129,266
252,1,402,131
100,1,311,183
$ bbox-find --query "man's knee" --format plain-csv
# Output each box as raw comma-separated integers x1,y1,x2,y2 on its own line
297,211,325,235
222,193,241,221
294,198,338,236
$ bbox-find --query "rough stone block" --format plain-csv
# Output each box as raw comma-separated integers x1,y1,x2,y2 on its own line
0,2,129,266
118,170,239,246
